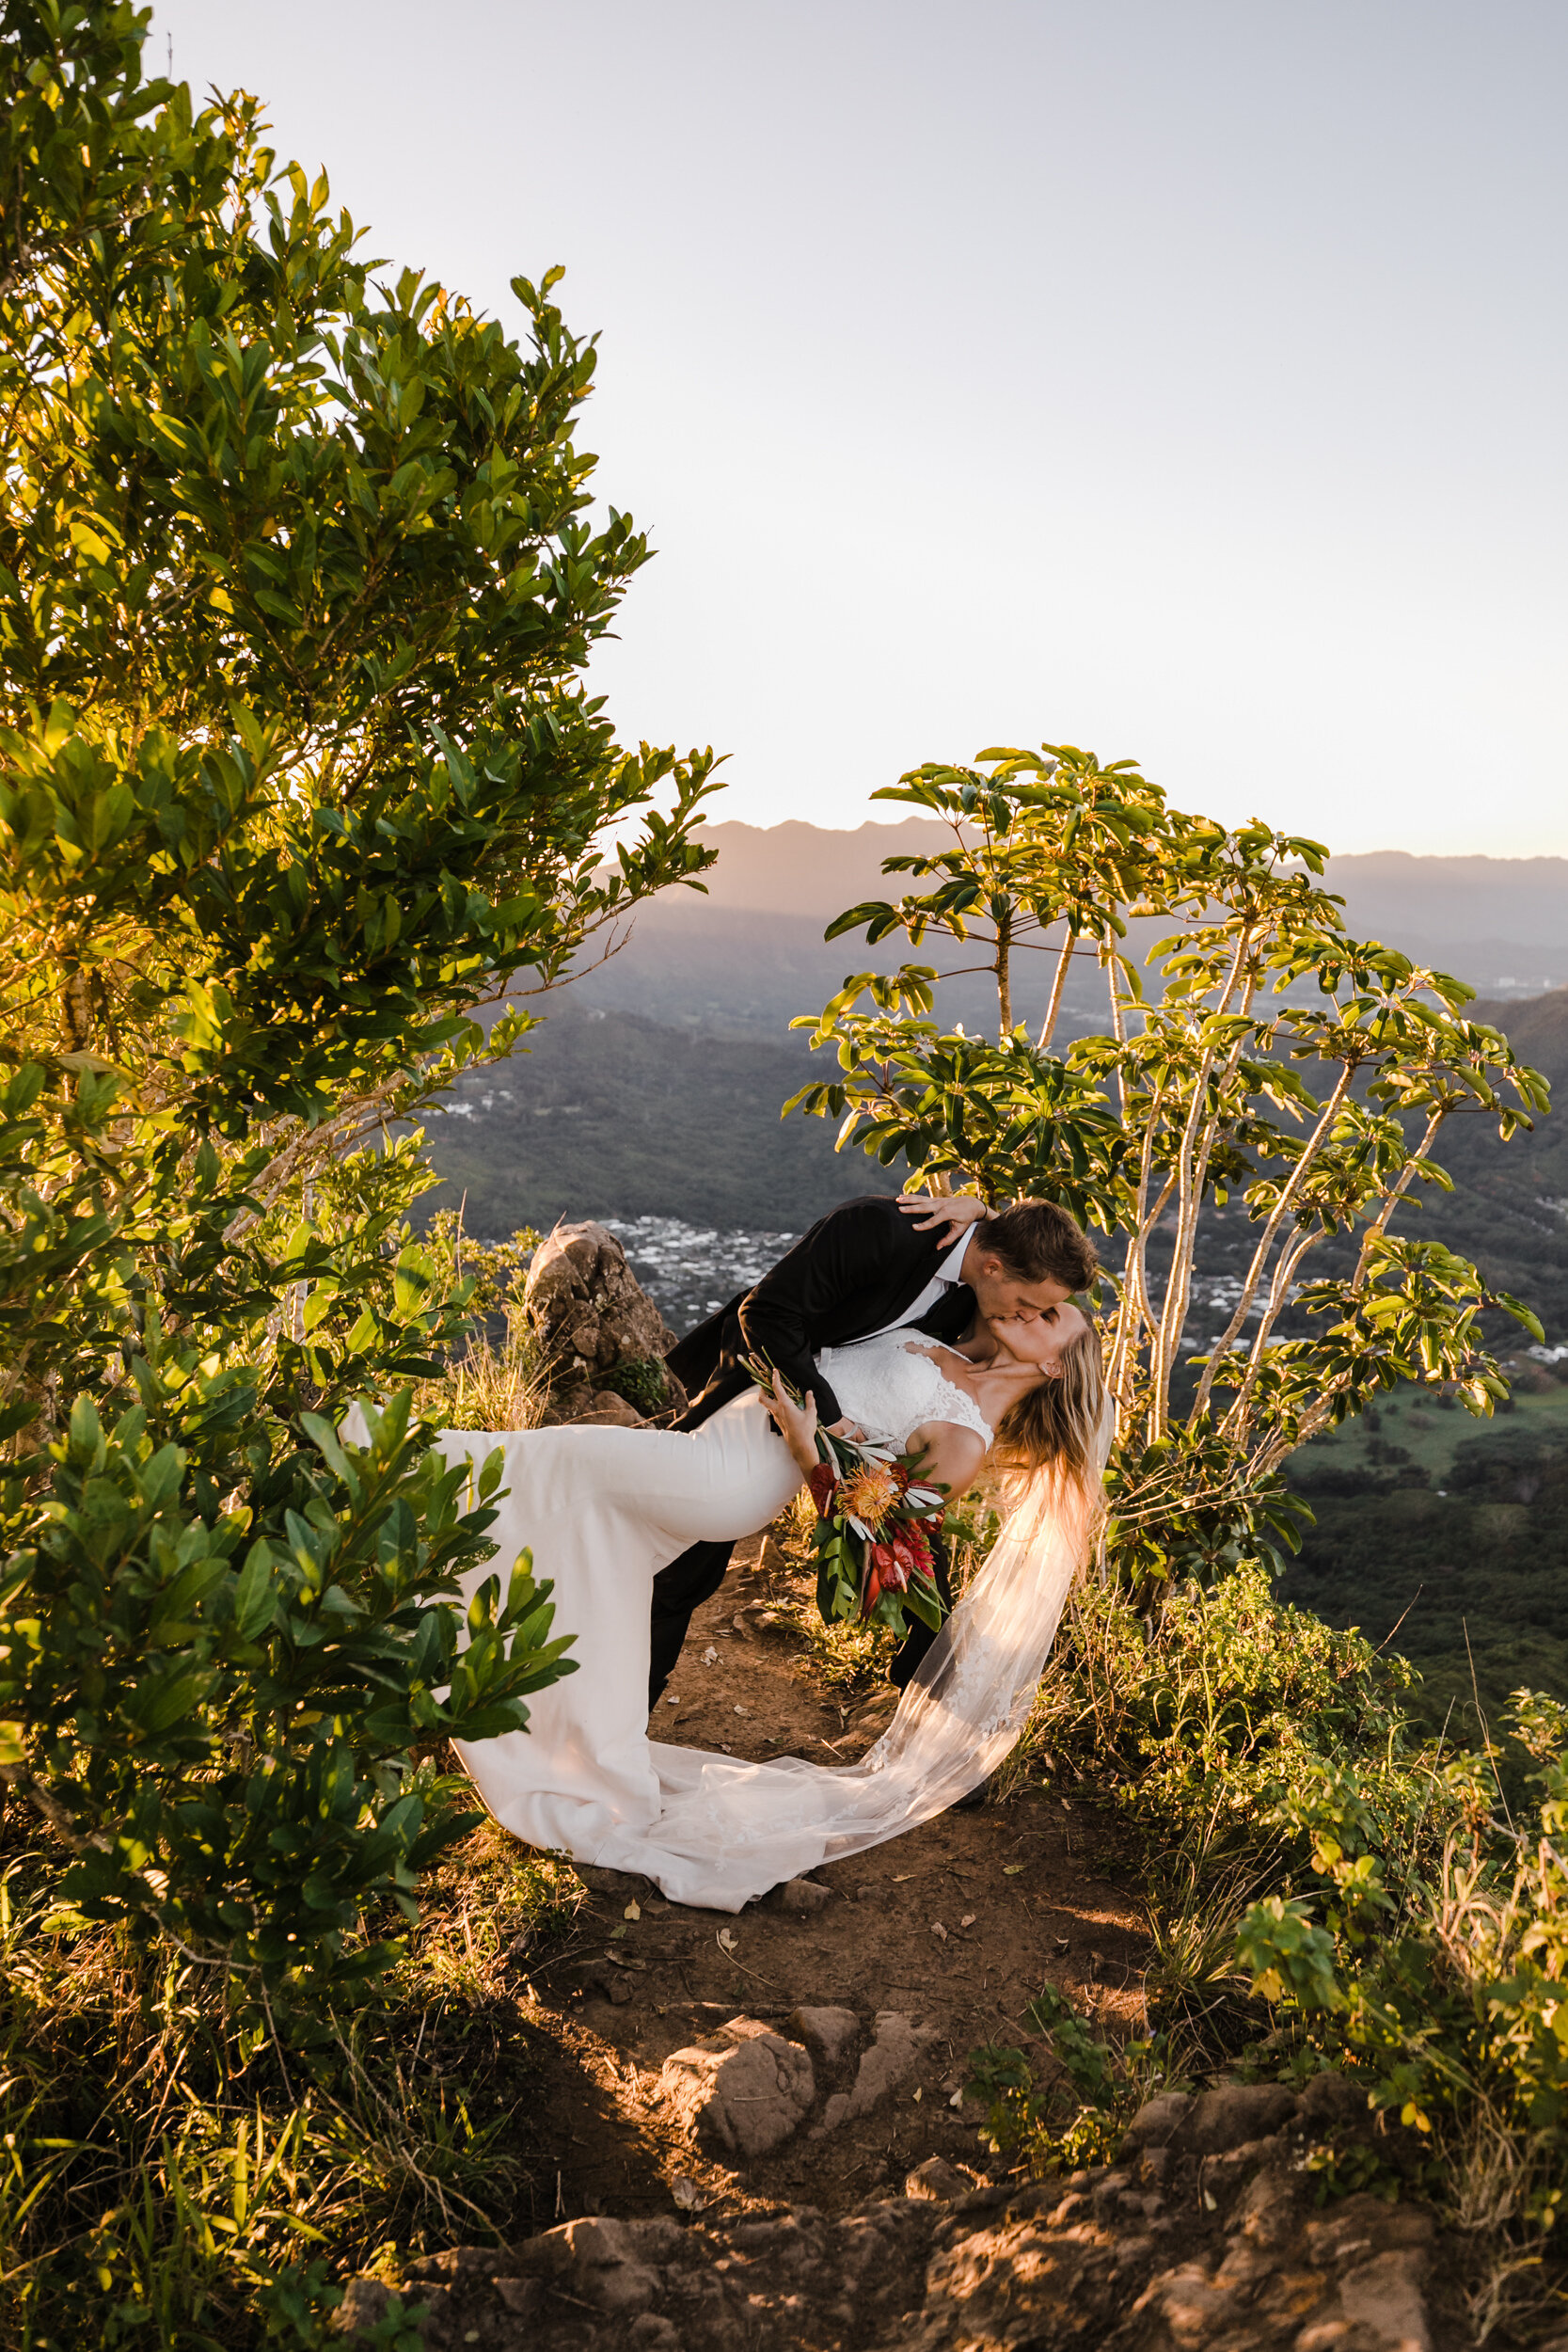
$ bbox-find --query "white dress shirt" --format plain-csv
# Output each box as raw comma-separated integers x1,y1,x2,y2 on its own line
865,1228,973,1342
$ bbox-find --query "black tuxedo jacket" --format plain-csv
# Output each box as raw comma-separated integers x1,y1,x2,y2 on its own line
666,1194,975,1432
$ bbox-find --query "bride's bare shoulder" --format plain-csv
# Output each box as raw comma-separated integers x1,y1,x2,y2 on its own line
905,1418,989,1493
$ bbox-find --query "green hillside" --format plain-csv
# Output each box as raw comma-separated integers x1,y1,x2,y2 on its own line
414,996,897,1235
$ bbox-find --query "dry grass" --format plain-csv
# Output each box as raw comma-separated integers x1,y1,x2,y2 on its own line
421,1327,551,1432
0,1821,586,2348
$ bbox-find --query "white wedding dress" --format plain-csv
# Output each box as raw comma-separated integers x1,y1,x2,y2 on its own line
409,1331,1107,1911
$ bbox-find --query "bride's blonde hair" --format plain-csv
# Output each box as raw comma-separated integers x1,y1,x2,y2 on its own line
990,1319,1106,1498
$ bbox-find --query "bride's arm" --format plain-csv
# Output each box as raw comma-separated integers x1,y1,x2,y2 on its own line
904,1420,988,1502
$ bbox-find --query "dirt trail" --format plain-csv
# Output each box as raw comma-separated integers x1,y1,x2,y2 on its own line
354,1534,1490,2349
509,1528,1149,2230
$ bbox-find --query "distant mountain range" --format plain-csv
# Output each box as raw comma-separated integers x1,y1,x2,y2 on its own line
561,823,1568,1039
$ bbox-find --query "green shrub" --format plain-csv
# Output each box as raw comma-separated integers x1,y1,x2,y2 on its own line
968,1985,1174,2177
599,1356,672,1417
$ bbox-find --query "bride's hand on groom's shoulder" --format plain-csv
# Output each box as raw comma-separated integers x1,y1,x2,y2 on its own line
898,1191,990,1240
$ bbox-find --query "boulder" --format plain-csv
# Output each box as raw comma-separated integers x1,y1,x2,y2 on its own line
525,1221,686,1422
659,2015,816,2161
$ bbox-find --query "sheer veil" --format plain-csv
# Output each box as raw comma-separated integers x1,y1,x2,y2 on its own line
587,1391,1117,1908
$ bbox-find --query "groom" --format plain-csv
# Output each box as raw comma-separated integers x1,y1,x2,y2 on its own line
649,1191,1098,1706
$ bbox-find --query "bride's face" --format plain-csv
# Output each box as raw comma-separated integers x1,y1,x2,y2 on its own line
988,1300,1089,1378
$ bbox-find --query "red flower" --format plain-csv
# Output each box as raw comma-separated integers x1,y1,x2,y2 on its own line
897,1520,933,1575
871,1539,908,1593
806,1463,837,1519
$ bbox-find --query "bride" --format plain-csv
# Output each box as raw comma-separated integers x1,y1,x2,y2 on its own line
421,1290,1110,1912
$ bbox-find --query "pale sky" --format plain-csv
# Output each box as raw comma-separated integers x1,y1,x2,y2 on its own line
151,1,1566,857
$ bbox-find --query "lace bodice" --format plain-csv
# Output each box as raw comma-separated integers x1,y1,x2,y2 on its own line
816,1331,994,1454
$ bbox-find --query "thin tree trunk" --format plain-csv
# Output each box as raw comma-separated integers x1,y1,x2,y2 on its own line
1192,1061,1355,1420
1037,929,1077,1053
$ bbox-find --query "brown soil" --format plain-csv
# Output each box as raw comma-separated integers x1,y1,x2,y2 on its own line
499,1527,1152,2235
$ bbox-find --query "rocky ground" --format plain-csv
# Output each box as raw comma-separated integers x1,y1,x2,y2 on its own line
336,1527,1555,2350
343,2079,1480,2350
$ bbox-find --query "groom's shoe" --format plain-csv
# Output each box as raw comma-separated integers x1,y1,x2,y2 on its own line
952,1776,991,1814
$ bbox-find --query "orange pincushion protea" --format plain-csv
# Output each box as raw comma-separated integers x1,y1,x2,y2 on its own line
836,1461,901,1530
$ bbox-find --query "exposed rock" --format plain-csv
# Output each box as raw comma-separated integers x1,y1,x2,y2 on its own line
1296,2067,1374,2130
509,2216,679,2314
1171,2081,1299,2154
1338,2247,1432,2351
524,1222,686,1422
659,2015,816,2160
777,1876,832,1915
1121,2089,1192,2150
790,2005,861,2070
331,2277,393,2334
815,2010,940,2134
905,2156,972,2201
384,2131,1470,2352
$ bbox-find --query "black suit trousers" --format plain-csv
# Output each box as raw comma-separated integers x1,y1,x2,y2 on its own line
649,1537,735,1706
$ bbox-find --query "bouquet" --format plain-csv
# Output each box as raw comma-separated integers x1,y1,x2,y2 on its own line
749,1358,949,1639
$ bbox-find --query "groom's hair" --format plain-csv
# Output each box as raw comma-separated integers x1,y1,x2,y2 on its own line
983,1199,1099,1295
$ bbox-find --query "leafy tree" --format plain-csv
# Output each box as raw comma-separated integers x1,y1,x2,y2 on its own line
790,745,1550,1590
0,2,718,2005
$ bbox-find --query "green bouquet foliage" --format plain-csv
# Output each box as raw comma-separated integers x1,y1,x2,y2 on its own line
0,0,719,2010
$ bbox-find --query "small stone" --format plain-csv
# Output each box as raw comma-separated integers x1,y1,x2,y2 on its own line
790,2005,861,2068
1133,2259,1236,2338
582,1391,644,1425
577,1865,657,1899
906,2156,970,2201
493,2278,542,2317
331,2279,392,2334
778,1877,832,1915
